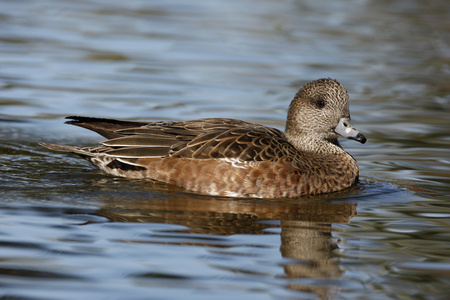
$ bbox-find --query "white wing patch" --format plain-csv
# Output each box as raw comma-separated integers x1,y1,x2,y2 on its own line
218,158,252,169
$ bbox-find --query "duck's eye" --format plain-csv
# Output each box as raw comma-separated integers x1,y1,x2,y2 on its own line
315,97,326,109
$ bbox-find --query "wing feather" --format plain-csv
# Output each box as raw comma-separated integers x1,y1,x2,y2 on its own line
55,117,301,165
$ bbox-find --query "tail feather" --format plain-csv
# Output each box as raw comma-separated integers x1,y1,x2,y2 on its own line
39,142,96,158
65,116,148,139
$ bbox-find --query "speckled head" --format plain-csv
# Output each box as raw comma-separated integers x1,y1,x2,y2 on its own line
285,78,366,151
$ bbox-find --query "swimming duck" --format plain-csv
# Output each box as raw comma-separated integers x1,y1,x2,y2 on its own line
40,78,366,198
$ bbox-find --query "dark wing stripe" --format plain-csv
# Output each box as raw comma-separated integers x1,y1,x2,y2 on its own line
105,159,147,171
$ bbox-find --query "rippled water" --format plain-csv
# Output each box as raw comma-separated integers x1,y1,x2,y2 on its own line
1,0,449,299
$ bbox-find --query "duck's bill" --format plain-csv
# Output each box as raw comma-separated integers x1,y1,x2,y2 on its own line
334,117,367,144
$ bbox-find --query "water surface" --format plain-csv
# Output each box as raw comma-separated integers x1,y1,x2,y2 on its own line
1,0,449,299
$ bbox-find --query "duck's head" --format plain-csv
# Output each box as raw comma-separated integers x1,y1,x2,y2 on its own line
286,78,366,149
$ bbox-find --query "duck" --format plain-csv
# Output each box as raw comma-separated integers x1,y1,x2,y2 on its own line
40,78,366,198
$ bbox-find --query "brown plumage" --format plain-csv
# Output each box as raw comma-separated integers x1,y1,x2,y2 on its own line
40,78,366,198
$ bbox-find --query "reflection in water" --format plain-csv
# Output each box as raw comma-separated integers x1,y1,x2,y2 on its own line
95,188,356,299
281,221,343,298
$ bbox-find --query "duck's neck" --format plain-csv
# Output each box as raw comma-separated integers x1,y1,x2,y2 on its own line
287,135,346,156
